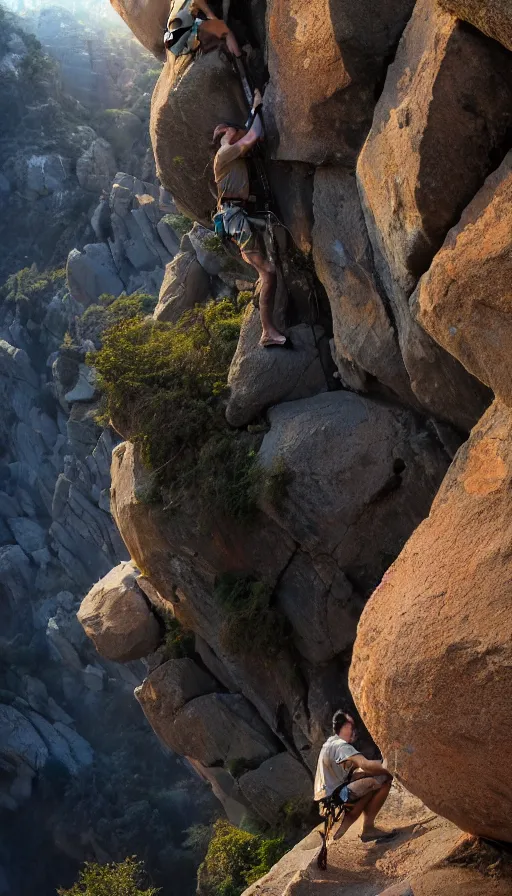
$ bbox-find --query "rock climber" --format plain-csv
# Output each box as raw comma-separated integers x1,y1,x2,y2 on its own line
164,0,241,58
212,87,287,347
314,710,397,843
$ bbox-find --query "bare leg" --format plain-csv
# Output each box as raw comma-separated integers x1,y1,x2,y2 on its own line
361,779,393,837
241,249,285,345
332,791,374,840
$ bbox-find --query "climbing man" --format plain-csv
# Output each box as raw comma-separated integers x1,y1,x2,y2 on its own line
314,710,397,843
212,88,287,347
164,0,241,58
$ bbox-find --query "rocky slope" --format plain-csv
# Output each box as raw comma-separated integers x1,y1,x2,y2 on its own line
55,0,512,890
0,177,216,895
0,3,160,283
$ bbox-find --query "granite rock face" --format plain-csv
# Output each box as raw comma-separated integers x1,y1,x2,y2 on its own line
226,307,328,427
264,0,415,165
351,400,512,842
78,562,162,662
412,150,512,409
439,0,512,52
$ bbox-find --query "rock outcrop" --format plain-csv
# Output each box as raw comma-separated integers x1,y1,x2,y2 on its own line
264,0,415,165
78,561,162,662
356,0,510,426
226,308,328,427
412,150,512,408
150,51,247,221
110,0,170,58
351,400,512,842
312,168,412,402
439,0,512,52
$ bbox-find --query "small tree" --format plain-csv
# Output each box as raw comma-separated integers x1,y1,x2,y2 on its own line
58,857,160,896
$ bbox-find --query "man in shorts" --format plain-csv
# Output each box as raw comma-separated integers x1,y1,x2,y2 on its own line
212,88,286,347
314,710,397,842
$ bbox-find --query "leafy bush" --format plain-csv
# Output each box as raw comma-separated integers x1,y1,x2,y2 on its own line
161,611,195,660
90,297,262,520
0,265,66,319
58,857,159,896
80,292,157,347
213,574,289,656
197,820,287,896
161,213,193,237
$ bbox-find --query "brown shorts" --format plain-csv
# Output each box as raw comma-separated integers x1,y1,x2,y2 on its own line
347,774,388,802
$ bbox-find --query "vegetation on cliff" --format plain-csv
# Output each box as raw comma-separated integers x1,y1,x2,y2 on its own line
197,820,286,896
90,296,267,520
58,857,159,896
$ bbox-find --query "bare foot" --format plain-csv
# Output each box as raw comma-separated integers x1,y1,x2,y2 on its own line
360,827,398,843
259,332,287,347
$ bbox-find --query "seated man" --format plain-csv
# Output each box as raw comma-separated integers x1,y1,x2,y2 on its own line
314,710,397,843
164,0,241,57
212,88,286,347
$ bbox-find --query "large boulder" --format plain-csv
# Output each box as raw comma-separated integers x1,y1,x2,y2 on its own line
109,0,170,57
358,0,512,298
412,150,512,409
238,753,312,825
439,0,512,52
150,51,247,222
350,399,512,842
138,689,279,766
154,251,211,324
312,167,413,403
135,658,218,719
76,138,117,194
78,561,162,662
356,0,509,426
226,307,328,427
67,245,124,307
264,0,415,165
258,392,450,598
109,442,309,750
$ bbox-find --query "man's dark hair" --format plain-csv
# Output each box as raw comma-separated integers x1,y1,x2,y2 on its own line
332,710,352,735
210,121,244,152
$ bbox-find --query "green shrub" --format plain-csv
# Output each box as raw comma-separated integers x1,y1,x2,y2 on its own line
213,574,289,657
197,820,287,896
161,213,193,237
0,265,66,317
58,857,159,896
202,234,225,255
161,612,195,660
90,297,261,521
80,292,157,347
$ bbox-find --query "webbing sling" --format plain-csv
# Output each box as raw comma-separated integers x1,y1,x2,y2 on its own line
316,768,357,870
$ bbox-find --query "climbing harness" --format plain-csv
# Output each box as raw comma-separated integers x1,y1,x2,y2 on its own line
164,0,201,55
316,771,356,870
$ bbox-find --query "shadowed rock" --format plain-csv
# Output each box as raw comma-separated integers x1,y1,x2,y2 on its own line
154,251,211,323
150,50,247,222
439,0,512,52
412,150,512,409
78,561,162,662
238,753,312,825
357,0,508,426
226,306,328,427
312,167,413,404
264,0,415,165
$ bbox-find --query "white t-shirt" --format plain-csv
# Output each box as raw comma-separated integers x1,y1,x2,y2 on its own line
314,735,360,801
